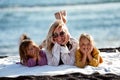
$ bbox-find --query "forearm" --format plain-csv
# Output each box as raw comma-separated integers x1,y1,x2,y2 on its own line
75,60,86,68
60,45,74,65
46,53,59,66
89,58,99,67
61,53,73,65
25,58,37,67
80,55,87,67
75,54,86,68
87,53,93,62
46,43,61,66
38,57,47,66
88,51,100,67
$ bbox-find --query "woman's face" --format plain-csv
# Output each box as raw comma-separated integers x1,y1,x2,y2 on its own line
52,26,68,45
26,42,39,57
79,37,93,54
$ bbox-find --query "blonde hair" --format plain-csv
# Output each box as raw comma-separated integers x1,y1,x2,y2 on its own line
45,20,70,53
79,33,94,46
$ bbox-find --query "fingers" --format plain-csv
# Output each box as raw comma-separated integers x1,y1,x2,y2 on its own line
50,37,56,44
61,34,69,45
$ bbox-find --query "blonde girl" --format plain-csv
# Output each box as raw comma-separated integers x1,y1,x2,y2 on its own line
75,33,103,68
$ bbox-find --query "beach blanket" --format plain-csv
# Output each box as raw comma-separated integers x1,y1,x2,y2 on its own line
0,52,120,79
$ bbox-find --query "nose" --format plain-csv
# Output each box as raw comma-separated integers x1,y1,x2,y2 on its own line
57,35,62,42
83,45,88,50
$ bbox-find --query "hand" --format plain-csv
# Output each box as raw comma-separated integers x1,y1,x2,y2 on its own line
37,50,41,61
80,48,87,57
50,37,56,44
39,45,42,49
39,40,46,49
86,50,93,61
60,46,70,53
61,34,69,45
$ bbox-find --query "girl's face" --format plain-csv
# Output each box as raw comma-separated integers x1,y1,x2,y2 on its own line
26,42,40,57
52,26,68,45
79,37,93,54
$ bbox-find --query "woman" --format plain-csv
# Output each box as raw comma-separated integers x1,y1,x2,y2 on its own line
42,20,78,66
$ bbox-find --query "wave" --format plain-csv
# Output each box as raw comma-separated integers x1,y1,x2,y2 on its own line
0,2,120,12
0,0,120,8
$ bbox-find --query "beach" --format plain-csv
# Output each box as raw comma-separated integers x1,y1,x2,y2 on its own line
0,47,120,80
0,0,120,79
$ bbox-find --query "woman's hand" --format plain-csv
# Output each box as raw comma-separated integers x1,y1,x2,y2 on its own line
86,50,93,62
61,34,69,45
50,37,56,44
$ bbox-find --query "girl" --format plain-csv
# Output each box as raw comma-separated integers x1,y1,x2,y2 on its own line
19,34,47,67
75,33,103,68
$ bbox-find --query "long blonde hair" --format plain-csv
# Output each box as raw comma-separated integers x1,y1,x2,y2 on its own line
45,20,70,53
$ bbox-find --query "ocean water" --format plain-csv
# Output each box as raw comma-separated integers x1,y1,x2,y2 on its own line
0,0,120,56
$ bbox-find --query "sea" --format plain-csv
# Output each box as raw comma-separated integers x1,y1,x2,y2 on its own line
0,0,120,56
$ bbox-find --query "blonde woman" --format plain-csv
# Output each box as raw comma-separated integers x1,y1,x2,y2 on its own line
75,33,103,68
43,20,78,66
39,10,66,49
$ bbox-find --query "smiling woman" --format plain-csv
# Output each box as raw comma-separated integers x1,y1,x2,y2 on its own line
41,20,78,66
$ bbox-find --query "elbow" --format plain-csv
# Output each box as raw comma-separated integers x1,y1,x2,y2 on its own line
75,63,85,68
48,62,59,66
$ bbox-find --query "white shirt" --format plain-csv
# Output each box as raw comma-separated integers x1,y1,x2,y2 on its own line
45,38,78,66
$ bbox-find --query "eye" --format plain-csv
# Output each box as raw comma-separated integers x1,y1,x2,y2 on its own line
60,31,65,36
30,48,33,50
52,33,58,38
87,43,91,46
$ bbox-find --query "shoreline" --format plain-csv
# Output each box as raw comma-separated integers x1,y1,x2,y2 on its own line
99,47,120,52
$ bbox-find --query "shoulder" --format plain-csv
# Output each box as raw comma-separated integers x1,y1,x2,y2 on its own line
39,50,46,56
92,47,100,55
69,37,79,45
75,49,82,56
76,49,80,54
